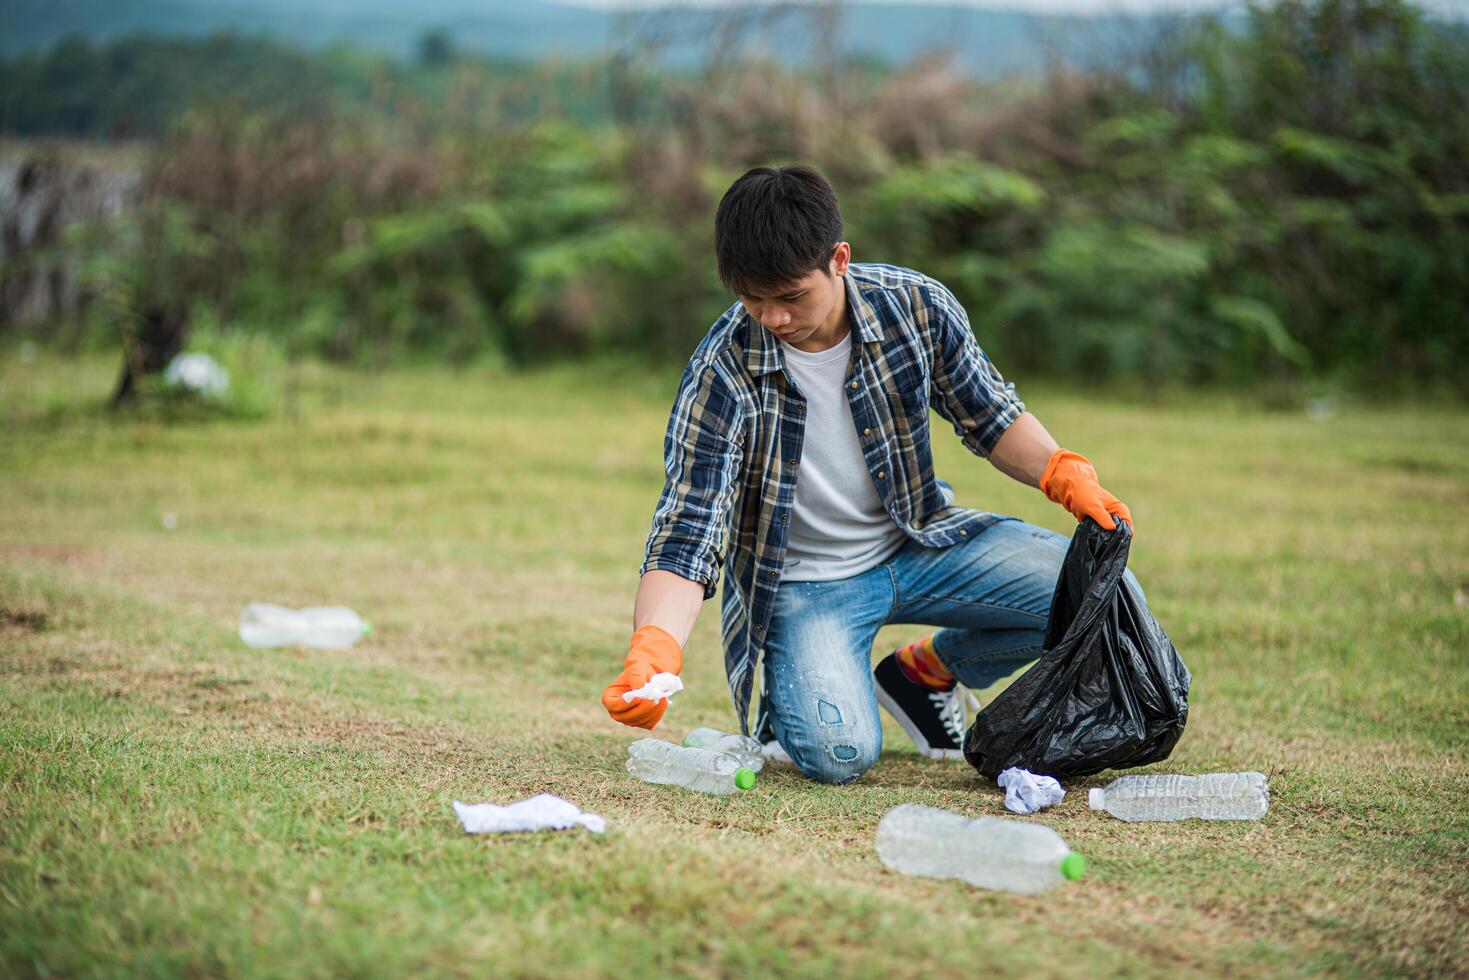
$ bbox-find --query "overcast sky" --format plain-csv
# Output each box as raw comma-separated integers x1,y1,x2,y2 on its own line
559,0,1466,14
566,0,1226,9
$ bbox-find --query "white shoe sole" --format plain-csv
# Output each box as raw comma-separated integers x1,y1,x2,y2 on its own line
875,684,966,761
760,740,793,765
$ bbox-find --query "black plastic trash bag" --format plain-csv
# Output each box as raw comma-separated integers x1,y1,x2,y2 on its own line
963,518,1191,780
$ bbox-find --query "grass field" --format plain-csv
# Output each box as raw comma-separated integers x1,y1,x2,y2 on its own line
2,353,1467,977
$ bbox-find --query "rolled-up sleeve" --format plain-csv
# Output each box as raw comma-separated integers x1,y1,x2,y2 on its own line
924,280,1025,458
639,360,743,599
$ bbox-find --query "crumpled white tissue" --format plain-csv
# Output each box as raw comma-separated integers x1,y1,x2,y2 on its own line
622,671,683,703
998,767,1066,815
452,793,606,834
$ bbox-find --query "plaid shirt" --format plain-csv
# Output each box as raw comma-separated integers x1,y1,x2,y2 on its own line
640,263,1026,733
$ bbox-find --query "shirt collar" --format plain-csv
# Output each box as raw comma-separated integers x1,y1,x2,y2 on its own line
741,271,885,377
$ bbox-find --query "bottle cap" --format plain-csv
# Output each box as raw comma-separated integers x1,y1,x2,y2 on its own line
734,768,757,790
361,619,373,637
1060,853,1087,881
1088,788,1104,809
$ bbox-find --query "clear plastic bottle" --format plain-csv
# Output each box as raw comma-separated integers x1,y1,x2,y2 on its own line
681,727,765,772
1088,772,1269,822
625,739,757,795
875,804,1086,895
239,603,372,650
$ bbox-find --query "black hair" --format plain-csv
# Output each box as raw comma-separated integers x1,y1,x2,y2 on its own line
714,165,844,297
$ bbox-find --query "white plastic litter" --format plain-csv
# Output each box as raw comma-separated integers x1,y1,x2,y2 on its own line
997,767,1066,815
622,672,683,703
625,739,756,795
162,352,230,399
682,727,764,772
1089,772,1269,822
452,793,606,834
876,804,1085,894
239,603,371,650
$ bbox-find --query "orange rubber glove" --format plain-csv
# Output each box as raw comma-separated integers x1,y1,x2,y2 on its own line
601,625,684,730
1039,449,1133,532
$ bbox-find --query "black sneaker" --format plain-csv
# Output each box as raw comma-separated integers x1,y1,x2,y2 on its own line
873,653,978,761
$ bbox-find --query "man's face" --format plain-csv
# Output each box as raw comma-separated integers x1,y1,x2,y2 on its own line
736,246,850,348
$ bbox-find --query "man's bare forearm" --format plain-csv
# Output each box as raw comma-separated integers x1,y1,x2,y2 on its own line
632,569,706,647
988,411,1060,488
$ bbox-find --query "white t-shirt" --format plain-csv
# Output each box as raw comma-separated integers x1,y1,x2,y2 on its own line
779,332,907,581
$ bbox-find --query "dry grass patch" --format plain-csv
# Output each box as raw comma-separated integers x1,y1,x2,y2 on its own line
2,355,1467,977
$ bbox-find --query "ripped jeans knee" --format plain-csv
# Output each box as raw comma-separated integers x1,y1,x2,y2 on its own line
783,696,883,785
802,744,881,784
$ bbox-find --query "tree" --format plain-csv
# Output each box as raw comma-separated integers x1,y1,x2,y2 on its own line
417,29,454,69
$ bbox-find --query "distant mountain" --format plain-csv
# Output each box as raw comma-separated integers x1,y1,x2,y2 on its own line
0,0,1169,75
0,0,603,61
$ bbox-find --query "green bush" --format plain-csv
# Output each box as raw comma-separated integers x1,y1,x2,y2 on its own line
9,0,1467,395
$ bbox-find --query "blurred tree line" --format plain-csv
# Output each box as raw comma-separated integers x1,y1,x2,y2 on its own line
2,0,1467,396
0,31,616,136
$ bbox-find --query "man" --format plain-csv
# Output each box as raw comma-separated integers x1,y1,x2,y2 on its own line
601,164,1137,784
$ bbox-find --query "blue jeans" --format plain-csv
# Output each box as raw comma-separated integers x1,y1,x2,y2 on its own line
760,518,1144,784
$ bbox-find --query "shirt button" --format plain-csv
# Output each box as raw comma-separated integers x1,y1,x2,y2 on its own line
786,458,797,466
768,570,777,578
959,530,968,536
877,470,886,479
780,513,790,523
754,624,763,632
863,428,872,436
849,381,858,390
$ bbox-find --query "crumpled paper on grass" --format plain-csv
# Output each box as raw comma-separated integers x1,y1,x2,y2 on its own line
622,671,683,704
452,793,606,834
997,767,1065,815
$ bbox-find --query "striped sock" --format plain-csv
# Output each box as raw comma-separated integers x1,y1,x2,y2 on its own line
895,635,955,690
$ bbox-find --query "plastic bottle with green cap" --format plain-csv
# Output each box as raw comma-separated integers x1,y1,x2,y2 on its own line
875,804,1086,895
625,739,757,795
682,727,765,772
239,604,372,650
